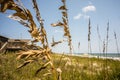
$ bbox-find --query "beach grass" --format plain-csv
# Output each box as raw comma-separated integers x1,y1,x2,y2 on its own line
0,52,120,80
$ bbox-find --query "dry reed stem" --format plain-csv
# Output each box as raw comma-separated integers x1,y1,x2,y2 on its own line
88,18,94,78
114,31,119,54
17,59,35,69
51,36,64,47
106,21,109,53
51,0,72,54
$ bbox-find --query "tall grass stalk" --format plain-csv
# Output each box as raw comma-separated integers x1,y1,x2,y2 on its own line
78,42,80,53
51,0,73,54
88,18,93,78
114,31,119,55
88,18,92,53
106,21,109,53
103,21,110,80
32,0,57,79
32,0,49,47
61,0,72,54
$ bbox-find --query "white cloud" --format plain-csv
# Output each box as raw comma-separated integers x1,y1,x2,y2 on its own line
73,13,83,20
73,13,90,20
82,5,96,13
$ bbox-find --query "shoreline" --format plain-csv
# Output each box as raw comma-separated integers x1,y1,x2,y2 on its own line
65,53,120,61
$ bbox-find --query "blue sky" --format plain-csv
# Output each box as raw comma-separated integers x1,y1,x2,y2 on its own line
0,0,120,53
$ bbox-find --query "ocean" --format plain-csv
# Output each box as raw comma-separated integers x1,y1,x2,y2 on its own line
91,53,120,58
75,53,120,58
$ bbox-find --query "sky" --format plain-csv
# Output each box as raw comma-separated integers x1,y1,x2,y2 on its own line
0,0,120,53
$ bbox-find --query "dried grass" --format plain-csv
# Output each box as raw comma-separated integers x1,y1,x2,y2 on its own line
51,0,72,54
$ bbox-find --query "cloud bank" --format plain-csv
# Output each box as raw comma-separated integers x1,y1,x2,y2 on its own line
73,4,96,20
73,14,83,20
82,5,96,13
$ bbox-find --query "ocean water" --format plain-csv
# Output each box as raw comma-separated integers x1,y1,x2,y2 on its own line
75,53,120,58
92,53,120,58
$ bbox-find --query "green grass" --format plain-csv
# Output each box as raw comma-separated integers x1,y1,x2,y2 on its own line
0,52,120,80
